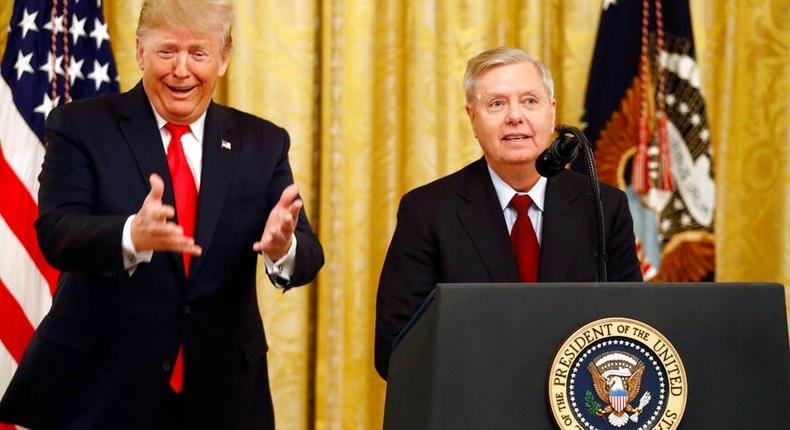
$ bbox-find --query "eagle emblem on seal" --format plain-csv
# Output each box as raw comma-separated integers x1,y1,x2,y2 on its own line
588,351,653,427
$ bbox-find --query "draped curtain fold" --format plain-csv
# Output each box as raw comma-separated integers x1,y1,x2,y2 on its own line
1,1,787,429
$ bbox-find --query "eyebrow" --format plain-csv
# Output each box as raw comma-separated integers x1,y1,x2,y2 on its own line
154,40,211,50
483,90,543,100
155,41,178,49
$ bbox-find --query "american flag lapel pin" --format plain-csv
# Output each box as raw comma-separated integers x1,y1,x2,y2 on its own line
221,140,232,150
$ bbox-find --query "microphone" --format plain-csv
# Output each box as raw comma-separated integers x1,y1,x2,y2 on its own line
535,124,582,178
534,123,608,281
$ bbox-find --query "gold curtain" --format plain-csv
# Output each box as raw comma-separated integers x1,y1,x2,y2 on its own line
1,0,788,429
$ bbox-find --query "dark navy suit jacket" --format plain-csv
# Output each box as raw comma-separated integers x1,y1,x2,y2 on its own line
0,83,323,429
375,158,642,378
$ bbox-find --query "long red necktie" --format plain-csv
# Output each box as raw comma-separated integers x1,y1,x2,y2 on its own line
510,194,540,283
164,122,196,393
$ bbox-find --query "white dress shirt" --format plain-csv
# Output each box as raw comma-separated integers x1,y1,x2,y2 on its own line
486,164,547,245
120,108,296,286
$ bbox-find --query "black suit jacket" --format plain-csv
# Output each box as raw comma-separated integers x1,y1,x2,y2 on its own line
374,158,641,378
0,83,323,429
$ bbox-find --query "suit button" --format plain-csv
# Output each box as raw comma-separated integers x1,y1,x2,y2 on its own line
183,305,191,314
162,360,171,372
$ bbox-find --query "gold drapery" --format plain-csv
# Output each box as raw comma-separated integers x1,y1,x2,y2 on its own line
1,1,787,428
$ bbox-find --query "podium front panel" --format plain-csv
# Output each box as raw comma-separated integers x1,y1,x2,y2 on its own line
383,283,790,429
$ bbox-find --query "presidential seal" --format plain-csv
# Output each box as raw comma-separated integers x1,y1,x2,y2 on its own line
548,318,687,430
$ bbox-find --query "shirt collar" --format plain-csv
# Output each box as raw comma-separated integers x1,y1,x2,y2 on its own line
151,106,207,143
486,164,547,213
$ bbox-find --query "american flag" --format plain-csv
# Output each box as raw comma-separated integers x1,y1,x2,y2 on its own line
0,0,118,424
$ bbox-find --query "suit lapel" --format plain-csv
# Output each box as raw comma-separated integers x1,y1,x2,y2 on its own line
455,159,520,282
539,171,584,281
188,102,237,280
115,83,174,203
114,83,185,276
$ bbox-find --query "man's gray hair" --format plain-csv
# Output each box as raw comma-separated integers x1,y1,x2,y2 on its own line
463,47,555,104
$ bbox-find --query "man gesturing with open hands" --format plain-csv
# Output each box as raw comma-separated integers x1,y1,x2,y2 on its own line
132,174,203,258
131,177,305,278
253,183,303,260
0,1,323,428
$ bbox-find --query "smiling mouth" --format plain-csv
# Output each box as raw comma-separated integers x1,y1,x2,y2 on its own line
166,84,196,95
502,134,531,141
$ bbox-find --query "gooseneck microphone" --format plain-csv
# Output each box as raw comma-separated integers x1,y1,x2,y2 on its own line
535,124,581,178
536,124,608,282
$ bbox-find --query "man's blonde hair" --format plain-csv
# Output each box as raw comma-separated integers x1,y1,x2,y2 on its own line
463,47,555,104
136,0,234,53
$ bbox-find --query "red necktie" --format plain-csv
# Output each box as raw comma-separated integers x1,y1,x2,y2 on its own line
164,122,197,274
164,122,196,393
510,194,540,283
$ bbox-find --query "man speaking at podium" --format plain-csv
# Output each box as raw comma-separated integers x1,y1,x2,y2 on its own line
0,0,323,428
375,47,641,379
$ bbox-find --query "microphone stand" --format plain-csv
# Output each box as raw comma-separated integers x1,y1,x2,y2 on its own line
561,126,607,282
539,125,607,282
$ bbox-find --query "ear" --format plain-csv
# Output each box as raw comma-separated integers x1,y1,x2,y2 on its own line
465,104,476,121
217,50,230,77
465,104,478,138
135,37,145,70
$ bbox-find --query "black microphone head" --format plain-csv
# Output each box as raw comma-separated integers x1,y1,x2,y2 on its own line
535,127,578,177
535,146,566,178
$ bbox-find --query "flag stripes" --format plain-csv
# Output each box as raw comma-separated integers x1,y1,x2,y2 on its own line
0,279,35,364
0,148,58,293
1,2,119,423
0,80,46,200
0,213,52,329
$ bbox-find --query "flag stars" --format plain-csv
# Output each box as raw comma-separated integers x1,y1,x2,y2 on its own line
70,15,87,45
690,113,701,126
67,57,86,85
34,92,61,118
87,59,111,90
43,14,65,34
14,50,34,80
39,52,64,81
678,102,689,114
673,199,685,210
681,214,692,226
17,8,39,39
90,18,110,49
699,128,710,142
665,94,676,106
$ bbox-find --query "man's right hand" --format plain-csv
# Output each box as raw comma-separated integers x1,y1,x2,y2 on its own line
130,174,202,256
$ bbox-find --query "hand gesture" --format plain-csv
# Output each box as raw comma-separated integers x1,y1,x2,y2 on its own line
253,184,302,261
130,174,202,256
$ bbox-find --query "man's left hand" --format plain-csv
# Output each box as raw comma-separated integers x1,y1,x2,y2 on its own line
253,184,302,260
